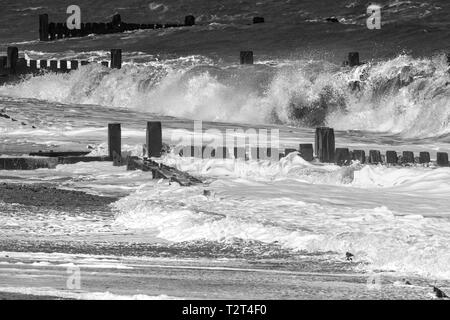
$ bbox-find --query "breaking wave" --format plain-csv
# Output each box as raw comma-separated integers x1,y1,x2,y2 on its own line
0,53,449,138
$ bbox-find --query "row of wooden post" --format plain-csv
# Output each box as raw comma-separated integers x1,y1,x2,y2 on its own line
39,14,196,41
108,122,162,166
241,51,448,68
315,127,450,166
107,123,449,166
107,122,314,163
0,47,122,77
240,51,359,66
345,52,450,67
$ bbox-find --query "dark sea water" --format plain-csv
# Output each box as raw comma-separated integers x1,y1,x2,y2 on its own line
1,0,450,59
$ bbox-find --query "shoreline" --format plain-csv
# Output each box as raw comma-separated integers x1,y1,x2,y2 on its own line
0,292,71,300
0,183,118,210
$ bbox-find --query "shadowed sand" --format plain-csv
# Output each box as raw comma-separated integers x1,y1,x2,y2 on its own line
0,183,117,209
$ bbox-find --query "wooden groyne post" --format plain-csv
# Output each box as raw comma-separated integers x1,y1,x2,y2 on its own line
386,151,398,164
335,148,351,166
419,152,430,164
299,144,314,161
0,47,127,84
7,47,19,74
369,150,382,164
146,121,162,158
348,52,360,67
315,127,335,163
38,13,196,41
184,15,196,26
352,150,366,164
111,49,122,69
402,151,414,164
108,123,122,166
39,14,49,41
240,51,254,65
437,152,449,166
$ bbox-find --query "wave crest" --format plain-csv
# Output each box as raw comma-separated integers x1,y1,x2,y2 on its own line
0,53,449,138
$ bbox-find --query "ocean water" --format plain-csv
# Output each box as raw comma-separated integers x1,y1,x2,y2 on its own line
0,0,450,298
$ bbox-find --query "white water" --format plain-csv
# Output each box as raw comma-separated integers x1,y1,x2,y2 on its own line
1,50,449,284
1,151,450,280
109,153,450,279
0,52,449,138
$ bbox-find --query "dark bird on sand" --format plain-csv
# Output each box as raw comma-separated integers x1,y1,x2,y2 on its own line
346,252,354,261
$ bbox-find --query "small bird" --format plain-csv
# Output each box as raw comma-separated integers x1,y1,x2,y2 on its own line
433,286,448,299
346,252,354,261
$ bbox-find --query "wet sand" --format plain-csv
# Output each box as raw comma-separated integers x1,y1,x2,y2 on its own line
0,292,70,300
0,183,118,209
0,251,441,300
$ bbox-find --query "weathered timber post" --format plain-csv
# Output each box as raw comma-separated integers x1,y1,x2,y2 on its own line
348,52,360,67
419,152,430,164
92,23,100,34
56,23,64,39
85,23,92,34
402,151,414,164
184,15,196,26
437,152,449,166
369,150,382,164
48,22,56,40
386,151,398,164
59,60,68,71
0,56,7,73
49,60,58,71
112,14,122,27
146,121,162,158
352,150,366,163
39,14,49,41
39,60,47,69
335,148,351,166
240,51,254,65
315,127,335,163
7,47,19,74
299,143,314,161
98,23,107,34
108,123,122,166
29,60,37,71
111,49,122,69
